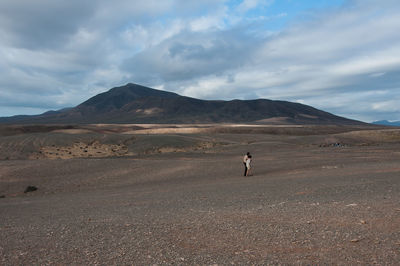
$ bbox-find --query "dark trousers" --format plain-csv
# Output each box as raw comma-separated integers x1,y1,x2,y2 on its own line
243,162,247,176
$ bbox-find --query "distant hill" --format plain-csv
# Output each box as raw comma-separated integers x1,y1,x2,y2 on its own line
372,120,400,126
0,83,365,125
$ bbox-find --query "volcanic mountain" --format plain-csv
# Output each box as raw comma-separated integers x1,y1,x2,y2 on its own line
0,83,363,124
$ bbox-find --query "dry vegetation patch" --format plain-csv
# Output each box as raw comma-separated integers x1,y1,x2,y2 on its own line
30,141,130,159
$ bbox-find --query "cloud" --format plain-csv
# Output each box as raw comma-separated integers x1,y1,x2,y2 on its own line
0,0,95,50
236,0,273,13
0,0,186,111
122,28,262,85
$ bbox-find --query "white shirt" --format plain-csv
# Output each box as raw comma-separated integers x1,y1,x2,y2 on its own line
246,158,251,169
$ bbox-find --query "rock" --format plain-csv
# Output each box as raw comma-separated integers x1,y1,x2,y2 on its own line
24,186,38,193
350,239,360,243
0,195,5,198
360,220,367,224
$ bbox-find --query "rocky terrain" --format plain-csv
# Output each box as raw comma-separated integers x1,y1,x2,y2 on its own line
0,124,399,264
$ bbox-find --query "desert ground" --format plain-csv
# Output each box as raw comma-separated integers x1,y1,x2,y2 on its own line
0,124,399,264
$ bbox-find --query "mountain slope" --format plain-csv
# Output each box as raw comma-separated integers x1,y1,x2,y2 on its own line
0,83,364,125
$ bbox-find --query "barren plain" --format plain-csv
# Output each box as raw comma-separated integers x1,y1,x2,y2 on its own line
0,124,399,264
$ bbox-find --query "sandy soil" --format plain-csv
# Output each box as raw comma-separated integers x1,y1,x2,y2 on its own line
0,125,399,264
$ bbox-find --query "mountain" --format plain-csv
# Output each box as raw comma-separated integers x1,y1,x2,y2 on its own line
372,120,400,126
0,83,365,125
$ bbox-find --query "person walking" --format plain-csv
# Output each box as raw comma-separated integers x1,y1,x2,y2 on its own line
243,152,250,176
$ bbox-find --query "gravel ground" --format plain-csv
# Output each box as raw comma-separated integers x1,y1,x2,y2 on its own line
1,134,400,265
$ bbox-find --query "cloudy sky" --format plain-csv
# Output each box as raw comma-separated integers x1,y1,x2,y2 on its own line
1,0,399,122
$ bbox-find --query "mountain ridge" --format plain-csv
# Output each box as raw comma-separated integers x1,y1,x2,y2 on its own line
0,83,365,125
372,120,400,127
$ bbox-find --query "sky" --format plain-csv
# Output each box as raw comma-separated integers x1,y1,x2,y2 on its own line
1,0,400,122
